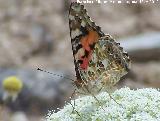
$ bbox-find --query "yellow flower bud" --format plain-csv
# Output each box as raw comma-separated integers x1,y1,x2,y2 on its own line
2,76,23,101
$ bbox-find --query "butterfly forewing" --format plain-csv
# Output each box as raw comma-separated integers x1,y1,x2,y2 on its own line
69,2,105,87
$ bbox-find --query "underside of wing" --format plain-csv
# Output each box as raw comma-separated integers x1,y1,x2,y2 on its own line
69,2,131,91
84,35,131,89
69,2,105,87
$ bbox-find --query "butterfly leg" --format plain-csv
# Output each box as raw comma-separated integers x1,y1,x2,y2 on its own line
68,89,82,117
100,71,123,106
105,88,121,105
81,85,106,111
80,71,106,110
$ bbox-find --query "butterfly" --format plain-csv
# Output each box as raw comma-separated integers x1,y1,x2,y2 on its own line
69,2,131,94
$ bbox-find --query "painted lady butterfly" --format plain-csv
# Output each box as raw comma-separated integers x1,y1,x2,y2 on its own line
69,2,131,94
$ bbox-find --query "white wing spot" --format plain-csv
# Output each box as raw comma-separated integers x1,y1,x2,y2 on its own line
69,15,75,20
81,20,86,27
71,29,82,39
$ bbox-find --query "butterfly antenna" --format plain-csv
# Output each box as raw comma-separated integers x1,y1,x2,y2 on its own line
37,68,75,82
37,68,82,116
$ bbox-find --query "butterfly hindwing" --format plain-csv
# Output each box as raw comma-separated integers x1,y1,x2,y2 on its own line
86,35,131,89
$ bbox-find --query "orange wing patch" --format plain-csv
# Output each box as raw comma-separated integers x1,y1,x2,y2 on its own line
81,29,99,51
78,29,99,70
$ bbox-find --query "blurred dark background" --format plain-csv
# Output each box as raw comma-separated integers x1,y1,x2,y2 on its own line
0,0,160,120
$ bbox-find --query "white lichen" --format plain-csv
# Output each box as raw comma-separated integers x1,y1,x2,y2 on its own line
46,87,160,121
